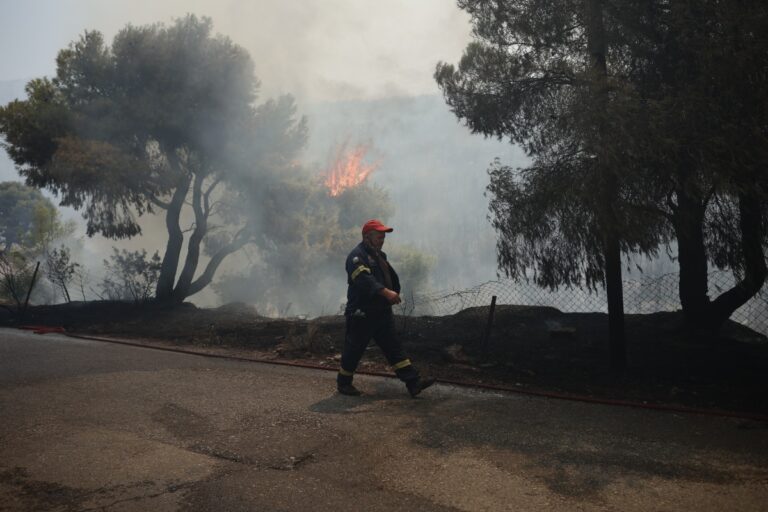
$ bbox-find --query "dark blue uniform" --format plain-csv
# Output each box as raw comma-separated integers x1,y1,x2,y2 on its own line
344,242,401,315
337,242,420,387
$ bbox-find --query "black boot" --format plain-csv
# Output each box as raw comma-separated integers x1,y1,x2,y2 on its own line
337,383,362,396
407,377,436,398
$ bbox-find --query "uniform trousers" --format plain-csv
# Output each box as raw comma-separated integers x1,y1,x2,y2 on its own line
337,309,419,386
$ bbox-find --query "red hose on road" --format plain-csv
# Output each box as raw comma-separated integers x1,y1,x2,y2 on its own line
18,325,67,334
27,329,768,423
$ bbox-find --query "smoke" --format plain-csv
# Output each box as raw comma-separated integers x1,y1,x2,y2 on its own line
0,4,522,313
21,0,473,106
1,3,680,316
303,96,527,287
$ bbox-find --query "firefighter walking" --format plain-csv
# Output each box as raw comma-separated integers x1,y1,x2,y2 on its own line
336,219,435,397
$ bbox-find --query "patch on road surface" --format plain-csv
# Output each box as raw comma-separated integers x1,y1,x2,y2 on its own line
1,427,217,511
152,402,213,439
0,466,87,512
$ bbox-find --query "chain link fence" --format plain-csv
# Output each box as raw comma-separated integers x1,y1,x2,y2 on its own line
395,271,768,338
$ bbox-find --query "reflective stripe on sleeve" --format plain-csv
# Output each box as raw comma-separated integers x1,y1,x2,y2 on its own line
350,265,371,281
393,359,412,370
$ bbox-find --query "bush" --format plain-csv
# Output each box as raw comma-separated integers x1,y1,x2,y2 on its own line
98,248,161,302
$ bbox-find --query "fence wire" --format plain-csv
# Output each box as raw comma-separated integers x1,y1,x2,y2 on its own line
396,271,768,338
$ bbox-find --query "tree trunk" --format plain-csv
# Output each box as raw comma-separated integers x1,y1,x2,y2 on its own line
706,192,767,330
673,185,767,336
171,172,207,303
155,171,192,302
586,0,626,370
604,225,626,369
672,185,710,330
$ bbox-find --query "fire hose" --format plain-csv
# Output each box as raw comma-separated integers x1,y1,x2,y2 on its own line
19,327,768,423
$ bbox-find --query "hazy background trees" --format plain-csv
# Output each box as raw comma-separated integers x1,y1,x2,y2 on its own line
0,181,74,254
212,164,434,316
0,181,75,307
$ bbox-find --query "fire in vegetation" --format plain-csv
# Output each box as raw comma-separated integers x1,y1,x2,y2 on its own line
323,142,379,196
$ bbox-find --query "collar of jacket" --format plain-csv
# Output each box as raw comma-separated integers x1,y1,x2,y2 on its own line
360,241,385,259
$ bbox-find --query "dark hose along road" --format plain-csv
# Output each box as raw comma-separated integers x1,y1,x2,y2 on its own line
1,327,766,511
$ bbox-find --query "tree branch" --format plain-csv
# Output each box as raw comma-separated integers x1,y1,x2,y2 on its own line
204,175,223,217
146,194,170,210
187,226,252,297
703,185,717,208
627,202,673,222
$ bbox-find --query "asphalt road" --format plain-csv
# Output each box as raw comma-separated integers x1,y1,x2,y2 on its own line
0,327,766,511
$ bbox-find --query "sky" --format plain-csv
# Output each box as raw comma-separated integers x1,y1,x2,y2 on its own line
0,0,474,104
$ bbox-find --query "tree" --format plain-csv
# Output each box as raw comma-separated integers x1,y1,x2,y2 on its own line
0,182,75,308
612,1,768,333
0,251,37,308
0,182,73,254
436,0,767,340
213,164,434,316
435,0,661,367
585,0,626,367
214,169,394,315
386,245,435,299
0,15,307,304
45,245,79,303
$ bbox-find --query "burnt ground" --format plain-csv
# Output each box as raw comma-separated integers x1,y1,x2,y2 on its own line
3,301,767,416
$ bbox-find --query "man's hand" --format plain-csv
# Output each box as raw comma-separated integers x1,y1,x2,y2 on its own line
379,288,402,305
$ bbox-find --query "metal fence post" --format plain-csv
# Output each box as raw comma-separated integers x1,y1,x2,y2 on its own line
20,261,40,324
480,295,497,354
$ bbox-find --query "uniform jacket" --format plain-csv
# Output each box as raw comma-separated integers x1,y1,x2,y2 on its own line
344,241,401,315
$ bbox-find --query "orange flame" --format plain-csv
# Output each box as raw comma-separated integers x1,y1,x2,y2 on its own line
324,142,380,197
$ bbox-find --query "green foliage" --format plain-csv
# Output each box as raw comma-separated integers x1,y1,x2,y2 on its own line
98,248,161,302
0,78,69,170
334,183,394,231
243,166,393,280
0,181,75,255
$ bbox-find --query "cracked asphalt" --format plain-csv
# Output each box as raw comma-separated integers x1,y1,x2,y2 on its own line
1,327,767,511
